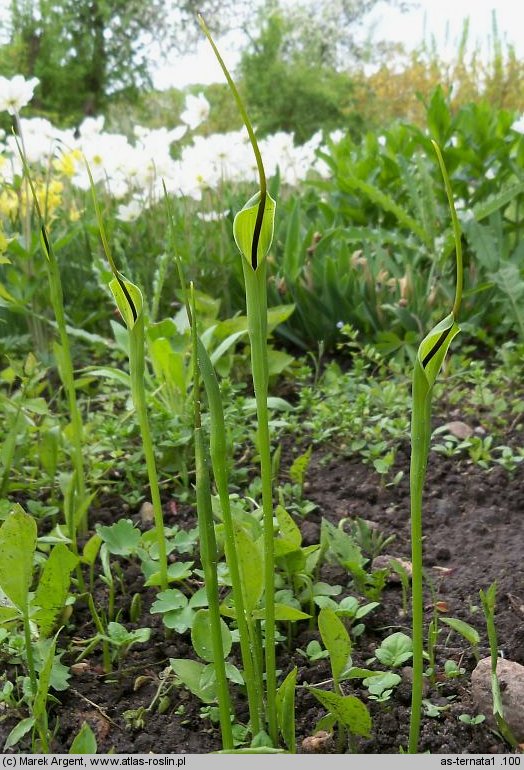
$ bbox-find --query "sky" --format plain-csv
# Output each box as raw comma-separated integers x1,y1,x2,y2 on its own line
153,0,524,90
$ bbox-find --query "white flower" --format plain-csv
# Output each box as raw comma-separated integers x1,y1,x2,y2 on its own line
196,209,229,222
511,116,524,135
116,199,142,222
0,75,39,115
180,93,210,130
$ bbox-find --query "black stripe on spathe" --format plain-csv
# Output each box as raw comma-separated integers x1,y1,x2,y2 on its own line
118,277,138,322
250,193,266,270
421,324,453,369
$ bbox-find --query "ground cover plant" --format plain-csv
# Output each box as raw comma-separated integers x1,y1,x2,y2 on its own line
0,20,524,756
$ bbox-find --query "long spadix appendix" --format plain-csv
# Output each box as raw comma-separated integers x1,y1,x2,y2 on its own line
233,190,276,270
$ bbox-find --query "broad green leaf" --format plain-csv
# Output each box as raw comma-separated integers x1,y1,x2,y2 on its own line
82,533,102,566
97,519,141,556
252,603,310,621
3,716,35,750
441,617,480,647
33,544,78,637
233,191,276,268
310,689,371,737
276,667,297,752
150,589,187,614
318,607,352,684
363,671,401,696
191,609,232,663
274,505,302,556
108,276,143,330
69,721,97,754
235,525,264,613
145,561,194,586
0,506,36,611
375,632,413,667
170,658,216,704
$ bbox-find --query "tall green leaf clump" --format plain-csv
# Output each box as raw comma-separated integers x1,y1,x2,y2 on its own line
408,141,463,753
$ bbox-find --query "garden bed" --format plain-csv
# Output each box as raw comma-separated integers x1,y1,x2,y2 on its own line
2,437,522,755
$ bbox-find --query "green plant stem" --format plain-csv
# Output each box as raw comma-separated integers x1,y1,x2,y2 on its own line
87,593,111,673
191,291,234,750
407,381,430,754
129,326,168,592
15,133,88,535
23,610,38,694
194,333,263,735
408,141,463,754
242,258,277,743
87,165,168,592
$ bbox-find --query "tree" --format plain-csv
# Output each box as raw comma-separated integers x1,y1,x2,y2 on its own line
238,0,399,142
0,0,256,122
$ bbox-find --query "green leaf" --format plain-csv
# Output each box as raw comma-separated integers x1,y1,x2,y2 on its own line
150,589,187,614
82,534,102,566
0,506,36,611
375,632,413,667
191,609,232,663
274,505,302,556
318,607,352,684
276,667,297,752
69,721,97,754
145,561,194,587
33,633,58,725
170,658,216,704
252,603,310,621
233,191,276,268
3,716,35,750
235,525,264,613
363,671,401,696
441,617,480,647
310,689,371,737
33,543,78,637
289,446,312,487
97,519,141,556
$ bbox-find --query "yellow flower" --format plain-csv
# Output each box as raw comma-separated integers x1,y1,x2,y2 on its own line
0,189,19,219
53,149,82,178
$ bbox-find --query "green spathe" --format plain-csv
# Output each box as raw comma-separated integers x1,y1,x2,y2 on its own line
233,191,276,269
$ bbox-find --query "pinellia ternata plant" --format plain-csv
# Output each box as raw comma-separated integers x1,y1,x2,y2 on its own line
408,141,463,753
87,166,168,592
198,15,279,745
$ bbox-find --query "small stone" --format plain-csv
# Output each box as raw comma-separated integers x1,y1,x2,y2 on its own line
139,501,155,525
471,657,524,742
302,731,334,753
443,421,473,439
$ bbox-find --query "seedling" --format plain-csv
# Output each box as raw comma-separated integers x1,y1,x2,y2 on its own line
408,142,463,753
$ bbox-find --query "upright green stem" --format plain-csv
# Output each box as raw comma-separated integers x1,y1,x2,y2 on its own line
129,325,169,592
15,132,88,535
242,260,277,743
191,289,234,750
408,141,463,754
88,165,168,591
193,332,263,736
23,610,38,694
407,386,431,753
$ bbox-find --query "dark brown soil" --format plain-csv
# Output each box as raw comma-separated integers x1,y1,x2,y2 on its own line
1,440,523,754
